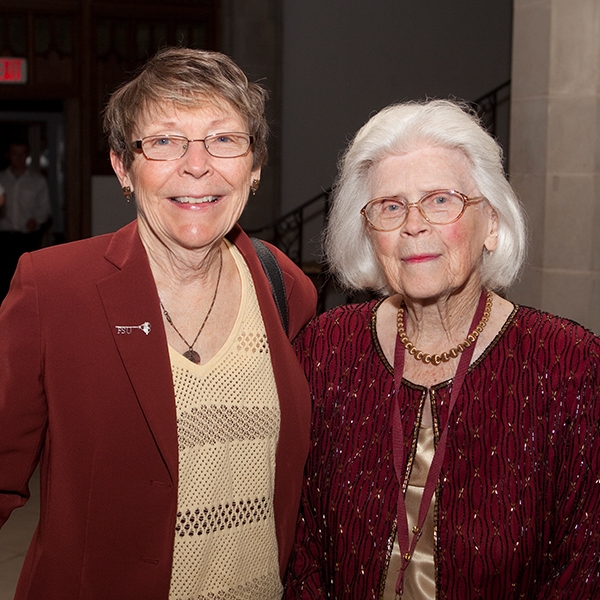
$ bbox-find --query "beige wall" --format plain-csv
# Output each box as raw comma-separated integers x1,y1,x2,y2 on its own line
509,0,600,333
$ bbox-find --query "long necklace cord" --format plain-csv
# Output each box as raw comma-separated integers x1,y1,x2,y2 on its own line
392,289,490,596
160,248,223,364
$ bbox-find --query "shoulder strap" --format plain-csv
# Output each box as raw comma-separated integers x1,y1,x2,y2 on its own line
250,237,289,335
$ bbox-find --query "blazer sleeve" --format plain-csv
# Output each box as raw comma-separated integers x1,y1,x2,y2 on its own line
0,254,47,526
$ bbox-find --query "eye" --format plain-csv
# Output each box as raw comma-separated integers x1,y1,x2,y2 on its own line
213,134,236,144
147,136,179,147
431,193,450,205
422,191,462,211
380,198,404,213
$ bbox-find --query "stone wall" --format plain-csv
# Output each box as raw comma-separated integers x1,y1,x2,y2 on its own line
509,0,600,333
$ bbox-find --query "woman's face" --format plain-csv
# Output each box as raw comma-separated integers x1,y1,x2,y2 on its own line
111,100,260,254
367,145,498,302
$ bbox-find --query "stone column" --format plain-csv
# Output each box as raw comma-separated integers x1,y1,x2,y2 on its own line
509,0,600,333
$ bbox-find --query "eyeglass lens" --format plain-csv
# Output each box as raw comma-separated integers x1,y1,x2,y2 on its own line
365,191,466,230
140,133,251,160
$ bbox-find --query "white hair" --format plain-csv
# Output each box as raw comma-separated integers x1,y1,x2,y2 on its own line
324,99,527,294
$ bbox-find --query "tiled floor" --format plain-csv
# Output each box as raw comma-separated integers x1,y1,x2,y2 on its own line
0,468,39,600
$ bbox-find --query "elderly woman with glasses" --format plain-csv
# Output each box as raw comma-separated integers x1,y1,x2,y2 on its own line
284,100,600,599
0,47,316,600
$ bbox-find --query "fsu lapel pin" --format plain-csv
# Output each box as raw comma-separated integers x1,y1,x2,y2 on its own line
115,322,151,335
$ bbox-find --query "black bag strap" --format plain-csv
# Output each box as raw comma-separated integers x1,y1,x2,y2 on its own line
250,237,289,335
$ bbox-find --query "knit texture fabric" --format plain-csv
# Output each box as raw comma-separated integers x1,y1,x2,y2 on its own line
169,244,281,600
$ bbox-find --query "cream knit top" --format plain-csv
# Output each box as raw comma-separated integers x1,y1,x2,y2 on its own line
168,242,282,600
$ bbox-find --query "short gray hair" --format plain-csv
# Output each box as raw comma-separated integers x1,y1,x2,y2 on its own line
104,47,269,171
324,99,527,294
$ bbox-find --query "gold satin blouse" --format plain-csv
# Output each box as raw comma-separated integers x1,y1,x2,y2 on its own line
383,425,436,599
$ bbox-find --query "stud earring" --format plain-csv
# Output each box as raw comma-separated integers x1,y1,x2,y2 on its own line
250,179,260,195
122,186,133,202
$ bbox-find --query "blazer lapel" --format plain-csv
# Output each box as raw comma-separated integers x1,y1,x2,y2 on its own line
97,223,178,483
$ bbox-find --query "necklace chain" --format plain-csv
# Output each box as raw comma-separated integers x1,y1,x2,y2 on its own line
396,290,493,366
160,248,223,364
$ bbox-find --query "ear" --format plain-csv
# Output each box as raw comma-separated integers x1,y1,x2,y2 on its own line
110,151,133,189
251,165,262,184
483,206,499,252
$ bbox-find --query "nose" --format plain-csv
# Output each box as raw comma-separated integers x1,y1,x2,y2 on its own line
401,202,429,234
179,140,211,178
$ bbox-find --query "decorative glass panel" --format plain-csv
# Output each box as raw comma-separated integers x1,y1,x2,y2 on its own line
9,16,27,55
192,24,206,48
153,23,167,48
56,18,73,55
175,23,188,47
114,21,127,59
136,22,151,58
96,19,111,56
34,16,51,54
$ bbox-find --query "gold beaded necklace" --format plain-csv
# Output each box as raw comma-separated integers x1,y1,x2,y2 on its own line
396,289,493,366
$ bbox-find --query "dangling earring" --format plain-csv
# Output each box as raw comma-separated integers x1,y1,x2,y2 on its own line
122,186,133,202
250,179,260,196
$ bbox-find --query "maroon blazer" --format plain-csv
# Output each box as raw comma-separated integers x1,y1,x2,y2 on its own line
0,221,317,600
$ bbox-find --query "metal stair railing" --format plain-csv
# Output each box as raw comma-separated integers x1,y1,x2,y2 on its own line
471,79,511,138
246,188,332,312
246,187,331,266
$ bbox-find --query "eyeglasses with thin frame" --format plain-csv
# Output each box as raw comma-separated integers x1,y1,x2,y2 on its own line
132,132,254,161
361,189,486,232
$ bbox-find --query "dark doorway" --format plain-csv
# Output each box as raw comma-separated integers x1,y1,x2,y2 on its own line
0,100,65,244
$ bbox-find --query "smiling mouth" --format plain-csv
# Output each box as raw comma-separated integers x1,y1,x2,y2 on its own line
171,195,220,205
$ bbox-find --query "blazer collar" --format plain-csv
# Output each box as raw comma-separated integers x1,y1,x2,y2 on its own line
104,220,147,269
97,221,178,483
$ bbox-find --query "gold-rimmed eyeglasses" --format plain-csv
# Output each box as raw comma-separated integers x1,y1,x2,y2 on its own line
360,189,486,232
132,132,254,161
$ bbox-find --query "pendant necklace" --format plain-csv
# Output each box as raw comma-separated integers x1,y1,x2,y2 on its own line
391,288,489,597
160,248,223,364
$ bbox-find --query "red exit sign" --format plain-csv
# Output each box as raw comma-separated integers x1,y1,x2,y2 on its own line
0,57,28,84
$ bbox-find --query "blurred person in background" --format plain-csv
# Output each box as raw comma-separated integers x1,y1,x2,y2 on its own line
0,139,51,300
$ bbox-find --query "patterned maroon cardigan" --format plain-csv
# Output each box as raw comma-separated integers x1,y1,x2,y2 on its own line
285,301,600,599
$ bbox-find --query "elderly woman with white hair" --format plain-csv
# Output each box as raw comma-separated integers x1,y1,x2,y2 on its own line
284,100,600,599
